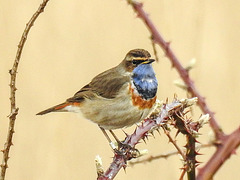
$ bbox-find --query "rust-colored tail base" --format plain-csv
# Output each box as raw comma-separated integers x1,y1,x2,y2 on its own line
36,102,70,115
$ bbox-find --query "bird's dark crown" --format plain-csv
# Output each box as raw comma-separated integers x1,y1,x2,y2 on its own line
125,49,151,60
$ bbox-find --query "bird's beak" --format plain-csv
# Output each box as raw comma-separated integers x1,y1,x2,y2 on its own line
142,59,155,64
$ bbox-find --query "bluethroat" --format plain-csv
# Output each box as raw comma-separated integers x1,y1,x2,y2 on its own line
37,49,158,146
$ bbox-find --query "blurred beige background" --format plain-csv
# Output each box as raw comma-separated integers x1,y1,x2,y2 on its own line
1,0,240,179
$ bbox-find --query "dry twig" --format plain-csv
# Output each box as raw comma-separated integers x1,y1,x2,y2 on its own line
0,1,50,180
129,143,212,166
162,127,186,160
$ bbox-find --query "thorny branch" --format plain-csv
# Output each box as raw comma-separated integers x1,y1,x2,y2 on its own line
186,134,196,180
125,0,240,179
97,98,198,180
2,1,239,180
0,1,50,180
127,0,222,140
197,127,240,180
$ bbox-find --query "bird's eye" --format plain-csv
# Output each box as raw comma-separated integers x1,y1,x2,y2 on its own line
132,60,138,65
132,60,145,65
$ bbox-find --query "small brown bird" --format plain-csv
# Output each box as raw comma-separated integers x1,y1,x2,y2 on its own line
37,49,158,144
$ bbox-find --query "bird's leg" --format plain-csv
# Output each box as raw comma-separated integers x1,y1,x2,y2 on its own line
99,126,139,159
109,130,129,151
99,126,118,150
99,127,128,152
109,130,121,144
110,130,139,158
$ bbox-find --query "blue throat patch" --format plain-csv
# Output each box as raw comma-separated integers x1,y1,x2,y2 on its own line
132,63,158,100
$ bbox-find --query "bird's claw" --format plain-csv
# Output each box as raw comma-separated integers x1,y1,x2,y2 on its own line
113,142,140,160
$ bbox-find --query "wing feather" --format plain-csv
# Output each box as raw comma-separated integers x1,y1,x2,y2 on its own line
67,67,129,102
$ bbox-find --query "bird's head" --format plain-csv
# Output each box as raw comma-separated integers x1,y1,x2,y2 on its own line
122,49,155,72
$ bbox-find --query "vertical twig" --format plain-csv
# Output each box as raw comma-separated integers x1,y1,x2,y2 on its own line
162,127,186,160
127,0,223,140
150,36,159,62
179,169,186,180
0,1,50,179
186,135,196,180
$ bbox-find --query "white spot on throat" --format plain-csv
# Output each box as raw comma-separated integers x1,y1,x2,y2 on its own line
141,78,153,83
63,105,81,113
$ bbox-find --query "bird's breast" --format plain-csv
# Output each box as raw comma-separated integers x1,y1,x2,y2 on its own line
129,84,156,110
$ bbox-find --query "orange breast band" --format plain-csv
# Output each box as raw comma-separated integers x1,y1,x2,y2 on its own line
129,85,156,109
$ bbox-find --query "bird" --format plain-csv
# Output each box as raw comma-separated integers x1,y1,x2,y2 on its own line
37,49,158,146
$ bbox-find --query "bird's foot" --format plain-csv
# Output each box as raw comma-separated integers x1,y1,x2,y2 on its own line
113,141,140,160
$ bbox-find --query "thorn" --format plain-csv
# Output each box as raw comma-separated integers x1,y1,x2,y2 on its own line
195,163,201,167
156,128,161,135
183,110,190,115
136,14,140,18
175,130,180,137
150,131,155,138
166,98,169,104
166,41,171,48
195,151,203,156
123,163,127,172
195,139,200,144
142,137,147,144
232,149,237,155
0,164,8,169
180,165,187,170
195,160,202,165
144,133,149,140
135,141,141,145
138,2,143,8
122,129,129,137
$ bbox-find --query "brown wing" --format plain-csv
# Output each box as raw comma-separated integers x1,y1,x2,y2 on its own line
37,67,129,115
67,67,130,102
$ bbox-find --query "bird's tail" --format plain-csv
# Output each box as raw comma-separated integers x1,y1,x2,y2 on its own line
36,102,71,115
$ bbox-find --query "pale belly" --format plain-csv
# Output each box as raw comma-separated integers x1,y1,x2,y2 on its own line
79,88,153,130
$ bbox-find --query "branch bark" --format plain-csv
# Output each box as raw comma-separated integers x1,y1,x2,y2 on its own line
0,1,50,179
125,0,240,179
97,98,197,180
197,127,240,180
127,0,223,140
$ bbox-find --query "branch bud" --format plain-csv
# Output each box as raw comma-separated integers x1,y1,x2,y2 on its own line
95,155,104,177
